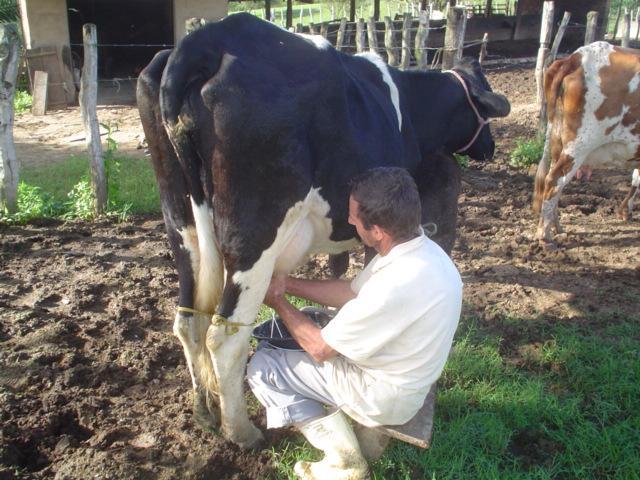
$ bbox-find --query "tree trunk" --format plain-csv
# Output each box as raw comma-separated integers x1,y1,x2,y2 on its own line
0,24,21,214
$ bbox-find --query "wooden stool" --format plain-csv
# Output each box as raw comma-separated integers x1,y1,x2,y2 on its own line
376,383,437,448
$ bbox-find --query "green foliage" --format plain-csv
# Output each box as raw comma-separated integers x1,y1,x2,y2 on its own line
64,178,94,220
13,90,32,115
0,182,63,223
454,153,469,169
509,136,544,169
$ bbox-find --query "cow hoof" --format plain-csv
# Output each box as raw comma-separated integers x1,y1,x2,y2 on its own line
227,424,265,450
540,240,557,251
193,390,220,434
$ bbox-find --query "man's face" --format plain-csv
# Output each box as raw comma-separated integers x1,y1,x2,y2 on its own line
348,196,376,247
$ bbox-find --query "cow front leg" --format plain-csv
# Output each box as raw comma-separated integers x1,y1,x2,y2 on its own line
174,311,220,432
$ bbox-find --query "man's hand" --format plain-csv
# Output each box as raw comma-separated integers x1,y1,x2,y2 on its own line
263,275,287,308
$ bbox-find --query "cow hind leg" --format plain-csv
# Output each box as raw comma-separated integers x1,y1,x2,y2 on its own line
166,202,224,432
173,311,220,431
536,153,578,245
619,169,640,221
138,53,222,432
206,217,316,448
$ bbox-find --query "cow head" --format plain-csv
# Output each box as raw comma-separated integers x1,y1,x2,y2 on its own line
451,59,510,161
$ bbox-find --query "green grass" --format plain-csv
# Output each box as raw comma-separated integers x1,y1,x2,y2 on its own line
268,311,640,479
2,154,160,223
22,154,160,214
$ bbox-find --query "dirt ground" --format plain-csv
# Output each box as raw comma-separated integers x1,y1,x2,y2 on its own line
2,64,639,479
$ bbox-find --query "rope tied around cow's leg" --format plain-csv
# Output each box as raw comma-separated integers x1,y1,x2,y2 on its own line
211,313,252,336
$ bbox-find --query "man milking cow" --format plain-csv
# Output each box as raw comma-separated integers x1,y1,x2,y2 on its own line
248,167,463,480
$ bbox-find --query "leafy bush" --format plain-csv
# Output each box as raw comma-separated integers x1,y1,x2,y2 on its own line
14,90,32,115
64,179,95,220
2,123,141,224
509,136,544,169
454,153,469,169
0,182,63,224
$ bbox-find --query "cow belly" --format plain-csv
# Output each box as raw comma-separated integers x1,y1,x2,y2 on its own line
584,142,638,169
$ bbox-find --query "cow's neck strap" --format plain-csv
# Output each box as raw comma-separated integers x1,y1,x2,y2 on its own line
177,306,252,335
444,69,491,154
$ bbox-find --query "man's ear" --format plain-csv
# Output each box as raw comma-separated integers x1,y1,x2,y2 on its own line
371,224,392,241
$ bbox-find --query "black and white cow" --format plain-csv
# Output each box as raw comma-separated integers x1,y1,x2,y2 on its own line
137,13,509,448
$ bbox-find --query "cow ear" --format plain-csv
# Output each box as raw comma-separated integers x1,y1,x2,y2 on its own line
474,90,510,118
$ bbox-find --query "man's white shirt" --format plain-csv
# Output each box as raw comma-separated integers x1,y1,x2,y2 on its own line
321,234,463,427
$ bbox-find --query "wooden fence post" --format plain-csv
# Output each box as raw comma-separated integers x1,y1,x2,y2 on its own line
356,18,366,53
0,24,20,214
622,10,631,47
384,16,399,66
546,11,570,67
286,0,293,28
400,13,412,70
585,11,598,45
635,9,640,41
367,18,379,53
79,23,107,216
479,32,489,65
309,23,318,35
415,10,430,70
320,22,328,38
336,18,348,50
535,1,554,108
613,2,623,39
442,6,466,70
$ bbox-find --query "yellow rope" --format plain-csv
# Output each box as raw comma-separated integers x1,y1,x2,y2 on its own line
177,306,213,316
212,313,253,336
177,306,252,336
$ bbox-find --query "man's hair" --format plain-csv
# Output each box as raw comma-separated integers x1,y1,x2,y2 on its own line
350,167,421,241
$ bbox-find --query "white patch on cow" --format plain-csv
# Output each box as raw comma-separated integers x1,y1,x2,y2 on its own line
231,188,356,323
629,74,640,94
629,169,640,214
297,33,331,50
189,199,224,313
356,51,402,131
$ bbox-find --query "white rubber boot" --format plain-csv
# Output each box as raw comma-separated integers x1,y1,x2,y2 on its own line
353,423,391,462
294,410,369,480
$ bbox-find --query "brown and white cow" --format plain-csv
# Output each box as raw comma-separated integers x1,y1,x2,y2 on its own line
534,42,640,244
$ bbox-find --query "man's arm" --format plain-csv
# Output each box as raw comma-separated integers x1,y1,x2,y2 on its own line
284,277,356,308
264,276,338,363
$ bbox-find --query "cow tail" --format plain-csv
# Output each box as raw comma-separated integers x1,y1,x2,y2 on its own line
533,122,552,213
160,26,223,128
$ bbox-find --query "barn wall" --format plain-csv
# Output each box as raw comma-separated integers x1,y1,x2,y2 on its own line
18,0,75,103
173,0,227,42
